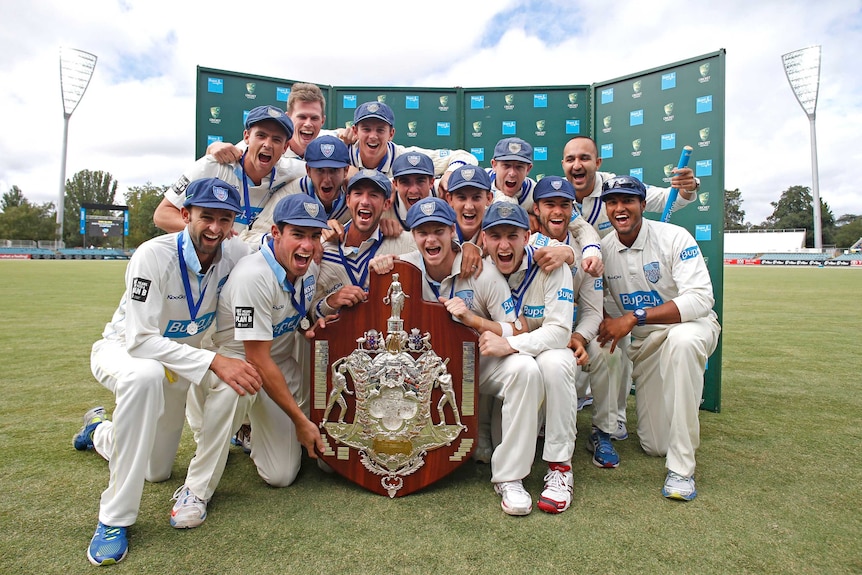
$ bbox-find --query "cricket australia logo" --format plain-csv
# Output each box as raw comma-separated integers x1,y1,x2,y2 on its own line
643,261,661,284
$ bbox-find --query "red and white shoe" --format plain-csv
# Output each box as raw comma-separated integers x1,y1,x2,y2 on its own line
537,463,574,514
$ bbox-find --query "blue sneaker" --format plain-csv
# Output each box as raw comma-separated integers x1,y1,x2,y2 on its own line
662,471,697,501
587,427,620,468
87,522,128,566
73,407,107,451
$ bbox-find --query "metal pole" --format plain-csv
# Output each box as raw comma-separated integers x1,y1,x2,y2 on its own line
809,116,822,250
58,114,70,246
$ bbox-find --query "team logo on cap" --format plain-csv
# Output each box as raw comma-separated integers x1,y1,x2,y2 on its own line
361,169,378,178
368,103,380,113
320,143,335,158
304,202,320,218
508,142,522,154
497,204,514,218
460,168,475,181
407,154,421,166
550,179,563,190
267,107,282,119
213,186,229,202
420,202,436,216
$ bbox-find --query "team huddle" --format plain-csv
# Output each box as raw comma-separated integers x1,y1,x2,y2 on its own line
72,84,719,566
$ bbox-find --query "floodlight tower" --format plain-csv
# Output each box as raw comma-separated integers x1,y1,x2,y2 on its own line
782,45,822,250
58,47,97,244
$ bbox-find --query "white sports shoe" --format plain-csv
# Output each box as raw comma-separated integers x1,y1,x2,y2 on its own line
662,471,697,501
537,464,574,514
170,485,208,528
494,480,532,516
611,420,629,441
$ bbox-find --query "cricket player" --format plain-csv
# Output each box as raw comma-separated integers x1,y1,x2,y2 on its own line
562,135,700,440
311,169,416,321
170,194,330,529
239,134,353,246
73,178,260,566
478,202,577,514
530,176,619,468
347,101,477,190
385,151,438,230
368,197,543,517
153,105,304,235
596,175,720,501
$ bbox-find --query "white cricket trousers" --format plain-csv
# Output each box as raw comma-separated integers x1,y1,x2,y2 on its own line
478,354,543,484
90,339,190,527
628,316,721,477
580,338,619,435
184,353,307,500
535,348,578,463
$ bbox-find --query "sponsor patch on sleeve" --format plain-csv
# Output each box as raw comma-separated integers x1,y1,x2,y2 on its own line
131,278,151,302
235,307,254,328
680,245,701,261
172,175,191,196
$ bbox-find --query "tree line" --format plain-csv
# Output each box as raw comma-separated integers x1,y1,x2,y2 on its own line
0,170,165,248
724,185,861,249
2,171,860,249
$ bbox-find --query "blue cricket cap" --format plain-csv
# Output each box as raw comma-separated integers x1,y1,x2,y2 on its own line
493,137,533,163
272,194,331,229
245,105,294,139
183,178,242,213
354,101,395,126
406,197,456,229
533,176,575,201
447,165,492,192
482,202,530,230
392,152,435,177
304,135,349,168
347,169,392,198
600,175,647,200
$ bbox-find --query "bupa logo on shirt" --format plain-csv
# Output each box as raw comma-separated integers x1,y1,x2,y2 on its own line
598,221,613,231
594,278,603,290
164,312,215,338
501,297,515,315
620,291,664,311
523,305,544,318
680,245,701,261
557,288,574,303
273,315,301,337
131,278,151,302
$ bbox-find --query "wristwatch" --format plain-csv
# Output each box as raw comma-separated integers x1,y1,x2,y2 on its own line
633,308,647,327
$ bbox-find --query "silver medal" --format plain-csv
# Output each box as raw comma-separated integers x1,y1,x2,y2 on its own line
300,317,311,331
186,321,199,336
514,319,523,331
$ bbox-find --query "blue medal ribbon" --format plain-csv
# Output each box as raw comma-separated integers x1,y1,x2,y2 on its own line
176,232,210,330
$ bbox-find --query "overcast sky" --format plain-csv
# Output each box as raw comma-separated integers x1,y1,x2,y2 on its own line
1,0,860,225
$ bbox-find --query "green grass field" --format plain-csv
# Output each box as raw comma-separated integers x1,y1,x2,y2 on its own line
1,262,860,574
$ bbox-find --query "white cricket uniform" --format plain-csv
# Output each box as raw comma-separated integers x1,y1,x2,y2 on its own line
183,243,319,499
495,248,576,464
530,232,616,434
312,225,416,319
399,250,543,483
583,171,695,425
490,170,602,261
163,155,305,234
602,218,720,477
238,176,351,246
348,141,477,177
89,230,250,527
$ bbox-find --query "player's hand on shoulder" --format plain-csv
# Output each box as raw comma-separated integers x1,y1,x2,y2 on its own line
534,245,572,272
207,142,243,165
378,217,404,238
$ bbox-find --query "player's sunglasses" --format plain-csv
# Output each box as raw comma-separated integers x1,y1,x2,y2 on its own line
601,176,645,192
